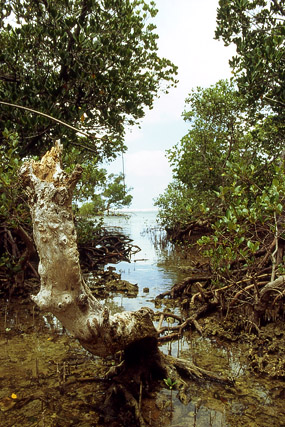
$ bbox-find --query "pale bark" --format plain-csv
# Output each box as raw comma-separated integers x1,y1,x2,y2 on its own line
19,142,157,357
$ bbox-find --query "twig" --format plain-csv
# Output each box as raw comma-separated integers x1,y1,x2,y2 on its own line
258,238,276,268
230,281,268,306
158,303,216,342
271,212,278,282
0,100,93,139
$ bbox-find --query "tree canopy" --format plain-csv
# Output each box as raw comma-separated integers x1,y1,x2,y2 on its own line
0,0,177,160
156,75,285,280
156,80,265,228
157,0,284,254
0,0,178,287
168,80,249,193
215,0,285,133
79,172,133,215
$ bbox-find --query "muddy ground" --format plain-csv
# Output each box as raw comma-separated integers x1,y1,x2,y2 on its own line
1,275,285,427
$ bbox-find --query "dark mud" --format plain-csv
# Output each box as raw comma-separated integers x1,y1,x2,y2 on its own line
1,213,285,426
201,312,285,379
1,297,285,427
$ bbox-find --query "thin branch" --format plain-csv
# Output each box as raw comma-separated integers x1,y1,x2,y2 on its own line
272,0,285,16
263,96,285,108
271,212,278,282
0,100,99,139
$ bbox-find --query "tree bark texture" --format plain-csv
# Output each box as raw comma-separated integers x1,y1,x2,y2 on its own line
19,142,157,357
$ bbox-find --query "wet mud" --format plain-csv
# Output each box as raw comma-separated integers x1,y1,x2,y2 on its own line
1,212,284,426
1,299,285,427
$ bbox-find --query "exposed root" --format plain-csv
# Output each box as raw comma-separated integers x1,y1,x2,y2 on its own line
259,275,285,299
78,223,141,269
102,383,147,427
162,353,234,386
230,280,268,307
100,338,234,426
156,274,211,299
156,301,218,343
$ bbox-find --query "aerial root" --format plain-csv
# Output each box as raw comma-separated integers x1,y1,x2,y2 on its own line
156,301,217,343
161,353,234,387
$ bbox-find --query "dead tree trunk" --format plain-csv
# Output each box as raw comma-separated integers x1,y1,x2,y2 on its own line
19,143,233,425
19,142,157,357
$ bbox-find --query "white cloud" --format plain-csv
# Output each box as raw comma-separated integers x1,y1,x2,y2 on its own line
128,0,236,130
106,0,236,209
125,150,172,179
124,151,173,210
124,126,143,143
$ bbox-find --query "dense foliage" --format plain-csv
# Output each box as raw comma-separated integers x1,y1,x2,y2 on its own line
0,0,177,224
215,0,284,135
158,81,246,218
0,0,177,159
156,0,284,285
79,172,133,215
156,77,284,280
156,80,262,227
0,0,177,288
0,131,37,291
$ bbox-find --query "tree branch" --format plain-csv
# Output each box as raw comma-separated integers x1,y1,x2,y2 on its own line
0,101,92,139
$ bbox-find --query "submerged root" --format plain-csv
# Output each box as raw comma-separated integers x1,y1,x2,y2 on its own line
101,340,234,426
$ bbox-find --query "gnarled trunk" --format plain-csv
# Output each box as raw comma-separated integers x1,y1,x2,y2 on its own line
19,142,157,358
19,142,233,426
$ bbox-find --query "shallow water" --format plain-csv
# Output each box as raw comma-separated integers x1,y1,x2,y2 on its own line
101,211,186,312
1,211,285,426
100,211,285,426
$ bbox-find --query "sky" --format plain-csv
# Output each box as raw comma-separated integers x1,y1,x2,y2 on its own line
106,0,236,210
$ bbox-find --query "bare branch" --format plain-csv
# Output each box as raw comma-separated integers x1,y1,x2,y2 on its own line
0,100,98,139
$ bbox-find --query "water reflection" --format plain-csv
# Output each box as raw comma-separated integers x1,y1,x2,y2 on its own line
102,211,186,313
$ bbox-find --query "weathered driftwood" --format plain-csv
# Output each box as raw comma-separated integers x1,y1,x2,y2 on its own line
19,142,157,357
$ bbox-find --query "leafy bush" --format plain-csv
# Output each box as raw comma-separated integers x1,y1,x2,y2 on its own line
198,158,285,282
